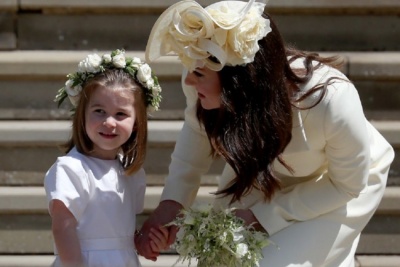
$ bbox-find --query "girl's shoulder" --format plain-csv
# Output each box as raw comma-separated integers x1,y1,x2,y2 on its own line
126,167,146,184
44,148,90,196
49,147,88,175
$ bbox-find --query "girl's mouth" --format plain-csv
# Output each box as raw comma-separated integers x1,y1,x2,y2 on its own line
100,132,117,139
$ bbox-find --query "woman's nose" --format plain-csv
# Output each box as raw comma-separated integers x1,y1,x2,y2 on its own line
184,72,196,86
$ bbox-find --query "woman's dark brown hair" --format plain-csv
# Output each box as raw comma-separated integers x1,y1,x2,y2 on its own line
63,69,148,175
197,13,343,203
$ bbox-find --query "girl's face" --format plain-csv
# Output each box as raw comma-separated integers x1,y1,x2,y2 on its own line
184,67,222,110
85,86,136,160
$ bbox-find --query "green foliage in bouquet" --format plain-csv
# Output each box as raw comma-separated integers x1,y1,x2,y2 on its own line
167,205,270,267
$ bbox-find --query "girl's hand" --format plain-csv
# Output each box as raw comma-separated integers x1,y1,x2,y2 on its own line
149,227,169,253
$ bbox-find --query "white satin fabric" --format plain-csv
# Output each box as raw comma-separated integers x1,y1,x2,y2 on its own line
160,60,394,266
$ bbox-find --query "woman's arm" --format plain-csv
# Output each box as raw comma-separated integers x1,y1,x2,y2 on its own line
50,199,84,267
136,73,214,260
135,120,212,260
160,72,214,206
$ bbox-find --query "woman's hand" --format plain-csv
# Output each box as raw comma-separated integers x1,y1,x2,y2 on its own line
149,227,169,252
135,200,183,261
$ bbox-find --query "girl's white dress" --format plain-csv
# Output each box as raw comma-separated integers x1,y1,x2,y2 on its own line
44,147,145,267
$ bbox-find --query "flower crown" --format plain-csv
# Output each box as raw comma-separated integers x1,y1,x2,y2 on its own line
146,0,271,71
55,49,162,111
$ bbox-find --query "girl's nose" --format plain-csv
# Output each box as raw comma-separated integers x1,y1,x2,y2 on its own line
103,116,117,128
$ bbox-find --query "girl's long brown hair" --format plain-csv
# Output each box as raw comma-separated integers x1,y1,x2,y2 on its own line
197,13,343,203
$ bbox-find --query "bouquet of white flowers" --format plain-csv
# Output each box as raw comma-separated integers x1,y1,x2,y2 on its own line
167,204,270,267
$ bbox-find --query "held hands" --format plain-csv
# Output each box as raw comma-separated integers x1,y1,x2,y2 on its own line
149,227,169,252
134,203,267,261
135,200,183,261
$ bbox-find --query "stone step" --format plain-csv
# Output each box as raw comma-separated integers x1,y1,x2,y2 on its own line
0,171,220,187
17,0,400,14
0,120,182,146
0,186,215,214
1,186,398,215
0,51,399,120
0,0,17,11
0,120,221,179
0,255,399,267
2,1,400,51
0,186,399,254
0,0,17,50
7,120,400,146
0,120,399,185
2,51,398,80
0,255,188,267
0,213,398,255
3,1,400,51
0,50,185,120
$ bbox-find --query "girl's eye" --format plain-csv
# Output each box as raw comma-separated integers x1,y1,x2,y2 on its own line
94,109,105,114
116,112,127,117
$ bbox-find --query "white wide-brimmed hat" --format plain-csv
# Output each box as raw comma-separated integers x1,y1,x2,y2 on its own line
145,0,271,71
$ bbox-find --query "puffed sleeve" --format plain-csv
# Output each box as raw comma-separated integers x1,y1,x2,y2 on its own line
250,75,371,235
44,157,91,221
160,70,214,207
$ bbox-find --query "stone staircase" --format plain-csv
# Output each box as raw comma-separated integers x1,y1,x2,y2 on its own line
0,1,399,266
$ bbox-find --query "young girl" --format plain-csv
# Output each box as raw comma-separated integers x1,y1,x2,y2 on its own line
44,49,166,267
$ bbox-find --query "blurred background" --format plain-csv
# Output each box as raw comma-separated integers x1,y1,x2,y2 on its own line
0,0,399,266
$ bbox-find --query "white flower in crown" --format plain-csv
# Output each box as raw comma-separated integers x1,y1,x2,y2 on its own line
137,63,153,84
112,50,126,68
78,53,102,73
54,49,162,111
146,78,155,89
64,79,82,106
102,54,112,63
152,85,162,96
64,79,81,97
131,57,142,66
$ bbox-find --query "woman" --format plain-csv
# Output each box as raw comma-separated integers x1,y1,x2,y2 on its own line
137,1,395,266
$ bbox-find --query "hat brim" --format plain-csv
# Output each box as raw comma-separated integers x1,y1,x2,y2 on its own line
145,0,267,66
145,1,202,63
